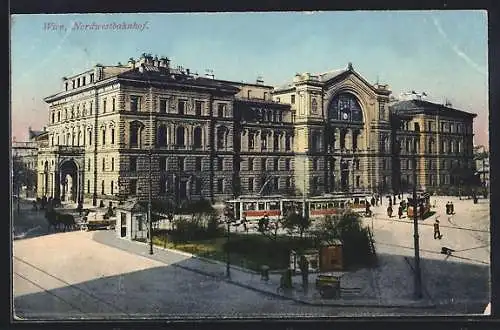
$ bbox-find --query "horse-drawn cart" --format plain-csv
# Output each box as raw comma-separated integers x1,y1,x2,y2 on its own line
80,210,116,231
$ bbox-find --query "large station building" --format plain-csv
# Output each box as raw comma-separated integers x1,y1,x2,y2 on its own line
36,54,476,205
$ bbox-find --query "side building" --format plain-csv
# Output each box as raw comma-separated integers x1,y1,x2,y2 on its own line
390,97,476,194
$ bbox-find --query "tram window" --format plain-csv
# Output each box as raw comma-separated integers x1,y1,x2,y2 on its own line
311,204,316,210
328,203,333,208
258,202,265,210
269,202,279,210
333,202,339,208
354,198,359,204
340,202,345,208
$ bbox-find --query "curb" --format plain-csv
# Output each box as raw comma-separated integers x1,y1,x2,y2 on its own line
92,232,437,309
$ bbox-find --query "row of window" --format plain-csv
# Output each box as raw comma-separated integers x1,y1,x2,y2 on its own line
51,128,116,147
401,120,471,134
247,132,292,151
65,73,95,91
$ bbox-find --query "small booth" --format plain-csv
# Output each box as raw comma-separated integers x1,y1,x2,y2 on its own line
319,240,344,272
115,200,148,240
289,249,320,274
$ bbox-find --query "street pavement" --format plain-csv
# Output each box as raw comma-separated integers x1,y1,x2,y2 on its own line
12,196,491,319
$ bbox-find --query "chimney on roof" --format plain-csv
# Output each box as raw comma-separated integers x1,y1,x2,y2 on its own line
347,62,353,70
256,76,264,85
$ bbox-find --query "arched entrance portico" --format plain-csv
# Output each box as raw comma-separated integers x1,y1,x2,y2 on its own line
58,159,82,203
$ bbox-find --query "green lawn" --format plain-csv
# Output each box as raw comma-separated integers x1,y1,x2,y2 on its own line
151,232,316,272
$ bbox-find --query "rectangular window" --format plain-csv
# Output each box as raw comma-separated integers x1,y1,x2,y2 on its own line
89,102,93,115
195,179,202,195
178,157,185,171
313,158,318,171
261,135,267,149
285,135,291,151
112,98,116,111
285,177,291,188
285,159,291,171
130,179,137,195
195,157,202,171
273,134,279,150
178,100,185,115
87,180,90,193
90,73,94,82
274,158,279,171
291,95,295,104
261,158,267,171
111,128,115,144
249,134,255,150
130,96,140,112
217,158,223,171
160,99,168,113
102,158,106,171
248,178,254,192
103,98,107,113
195,101,203,116
248,158,254,171
217,103,225,117
160,157,167,171
137,216,143,231
356,176,360,187
130,156,137,172
273,177,279,191
82,76,86,86
217,179,224,193
111,158,114,171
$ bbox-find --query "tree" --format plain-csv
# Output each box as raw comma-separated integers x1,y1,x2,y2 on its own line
281,211,311,238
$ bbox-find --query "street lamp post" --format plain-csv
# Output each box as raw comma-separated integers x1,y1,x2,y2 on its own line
148,85,154,255
224,206,233,278
412,140,423,299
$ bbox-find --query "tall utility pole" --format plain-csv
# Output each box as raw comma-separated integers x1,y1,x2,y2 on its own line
148,85,154,255
412,139,422,299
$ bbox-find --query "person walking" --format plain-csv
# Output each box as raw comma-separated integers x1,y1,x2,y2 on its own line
242,214,248,233
450,202,454,215
299,255,310,292
446,201,450,215
387,205,393,218
398,205,403,219
434,219,441,239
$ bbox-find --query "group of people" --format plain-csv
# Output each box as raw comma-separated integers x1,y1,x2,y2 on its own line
32,196,62,211
445,201,455,215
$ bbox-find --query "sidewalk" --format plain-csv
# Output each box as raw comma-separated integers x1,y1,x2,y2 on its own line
91,230,436,308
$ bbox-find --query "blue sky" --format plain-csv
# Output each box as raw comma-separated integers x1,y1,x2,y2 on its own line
10,11,488,147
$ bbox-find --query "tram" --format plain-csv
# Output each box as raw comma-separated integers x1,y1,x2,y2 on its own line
226,193,373,222
406,192,431,219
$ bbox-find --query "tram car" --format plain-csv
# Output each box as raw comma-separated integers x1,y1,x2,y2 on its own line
226,193,372,222
406,192,431,219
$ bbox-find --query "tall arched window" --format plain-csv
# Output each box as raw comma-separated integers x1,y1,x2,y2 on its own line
193,126,202,148
217,127,226,149
311,98,318,113
176,126,185,146
102,128,106,145
328,93,363,122
157,125,167,147
110,181,114,195
130,122,142,147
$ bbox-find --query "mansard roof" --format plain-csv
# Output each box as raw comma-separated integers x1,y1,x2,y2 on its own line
117,66,240,94
390,99,477,119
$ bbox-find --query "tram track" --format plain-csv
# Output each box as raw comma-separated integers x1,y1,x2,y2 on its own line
13,255,131,317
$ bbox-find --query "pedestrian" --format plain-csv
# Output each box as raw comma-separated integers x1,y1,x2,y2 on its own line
371,197,375,207
242,214,248,233
393,195,396,205
398,206,403,219
446,201,450,215
387,205,393,217
419,203,425,220
450,202,454,215
434,219,441,239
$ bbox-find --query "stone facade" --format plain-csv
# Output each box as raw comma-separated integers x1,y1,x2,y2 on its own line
37,55,477,206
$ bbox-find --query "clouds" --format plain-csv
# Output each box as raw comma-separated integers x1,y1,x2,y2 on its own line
431,16,487,76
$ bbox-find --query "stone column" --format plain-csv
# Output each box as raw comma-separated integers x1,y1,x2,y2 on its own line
334,128,340,150
345,129,352,150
